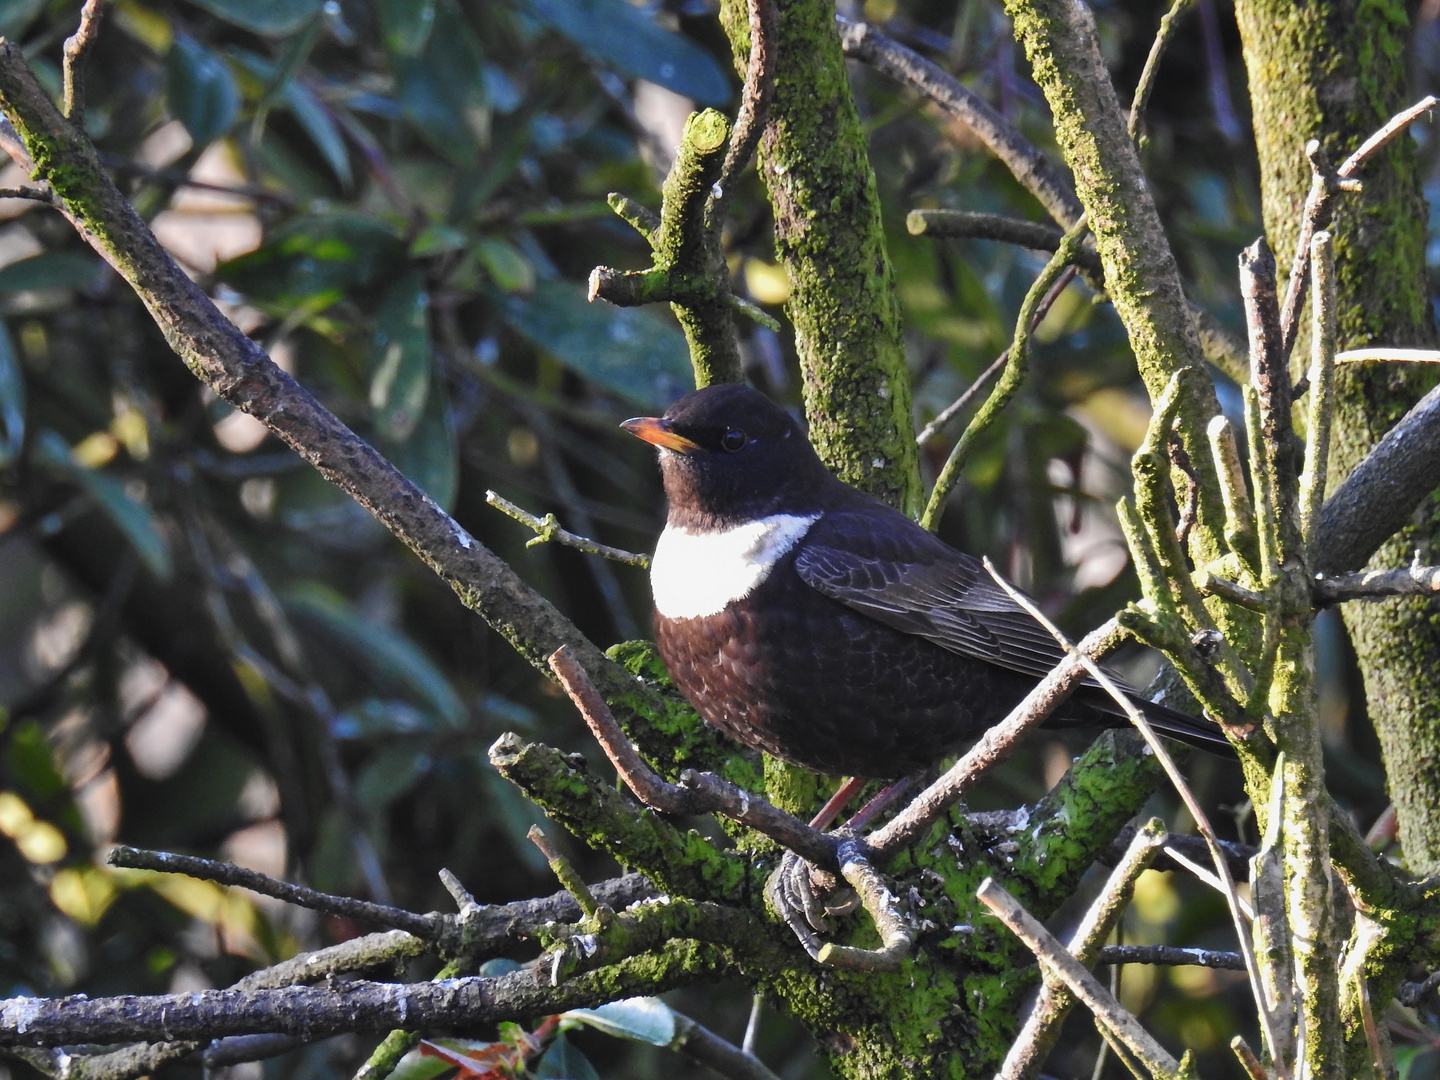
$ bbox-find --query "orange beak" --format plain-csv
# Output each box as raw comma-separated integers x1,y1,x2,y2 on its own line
620,416,701,454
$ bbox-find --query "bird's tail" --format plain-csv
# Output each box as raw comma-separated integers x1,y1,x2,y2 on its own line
1130,696,1232,754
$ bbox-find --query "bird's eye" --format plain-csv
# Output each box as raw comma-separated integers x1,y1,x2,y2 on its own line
721,429,748,452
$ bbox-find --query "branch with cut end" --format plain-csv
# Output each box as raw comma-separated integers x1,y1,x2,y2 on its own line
999,818,1167,1080
592,109,743,386
62,0,106,123
1279,98,1437,361
486,490,650,567
977,878,1188,1080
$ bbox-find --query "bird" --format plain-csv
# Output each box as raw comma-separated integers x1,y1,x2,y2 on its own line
620,383,1227,780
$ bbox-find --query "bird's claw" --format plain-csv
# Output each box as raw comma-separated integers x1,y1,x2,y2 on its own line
769,849,859,960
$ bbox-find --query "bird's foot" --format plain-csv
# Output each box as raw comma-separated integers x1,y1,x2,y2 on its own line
770,849,858,939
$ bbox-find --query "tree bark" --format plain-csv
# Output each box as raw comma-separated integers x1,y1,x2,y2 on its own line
1234,0,1440,877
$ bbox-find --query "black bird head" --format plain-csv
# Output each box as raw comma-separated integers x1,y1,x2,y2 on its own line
622,384,834,529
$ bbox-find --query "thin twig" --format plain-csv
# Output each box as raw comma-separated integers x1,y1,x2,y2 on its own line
1098,944,1246,971
486,490,650,568
1334,346,1440,364
1313,564,1440,603
980,559,1287,1076
921,221,1085,530
714,0,778,215
1279,98,1437,360
837,16,1083,228
1232,1035,1270,1080
672,1010,784,1080
915,350,1010,448
866,616,1125,858
1298,231,1336,559
1161,844,1255,919
0,184,52,203
62,0,106,123
547,646,839,867
528,825,601,920
977,878,1182,1078
999,818,1167,1080
1127,0,1198,145
905,209,1105,281
106,846,446,941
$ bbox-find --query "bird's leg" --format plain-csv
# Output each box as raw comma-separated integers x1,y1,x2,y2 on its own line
777,772,926,932
845,772,923,831
808,775,868,829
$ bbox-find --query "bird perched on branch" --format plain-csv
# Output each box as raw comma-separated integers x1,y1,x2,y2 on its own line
622,384,1226,779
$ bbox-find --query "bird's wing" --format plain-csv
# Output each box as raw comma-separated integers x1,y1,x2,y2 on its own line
793,510,1095,682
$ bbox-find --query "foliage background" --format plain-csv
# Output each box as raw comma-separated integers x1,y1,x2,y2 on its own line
0,0,1427,1075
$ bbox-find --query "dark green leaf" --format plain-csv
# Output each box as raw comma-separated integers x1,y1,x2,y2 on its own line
475,237,534,294
9,720,66,799
230,51,352,189
33,430,173,581
377,0,437,57
521,0,730,105
392,0,488,166
354,746,431,808
167,36,240,147
281,79,353,189
501,280,692,408
184,0,321,35
0,322,23,468
410,224,467,257
385,372,457,511
218,213,404,304
369,271,432,442
535,1033,602,1080
283,584,466,726
0,251,103,294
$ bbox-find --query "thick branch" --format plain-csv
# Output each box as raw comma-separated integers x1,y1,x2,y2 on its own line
0,42,660,716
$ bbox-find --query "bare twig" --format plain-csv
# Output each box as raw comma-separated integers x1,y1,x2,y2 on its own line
528,826,601,920
999,818,1167,1080
714,0,778,214
1334,347,1440,364
921,221,1085,530
106,846,447,941
1313,565,1440,603
980,559,1287,1075
915,265,1074,449
672,1010,784,1080
1298,231,1336,557
1232,1035,1270,1080
905,209,1105,281
547,646,839,867
837,16,1082,228
1128,0,1198,145
1098,944,1246,971
1279,98,1437,360
486,490,650,568
977,878,1183,1078
0,184,52,203
1194,571,1269,612
866,616,1124,858
62,0,106,123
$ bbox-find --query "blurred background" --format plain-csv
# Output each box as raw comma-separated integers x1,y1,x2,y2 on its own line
0,0,1416,1075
